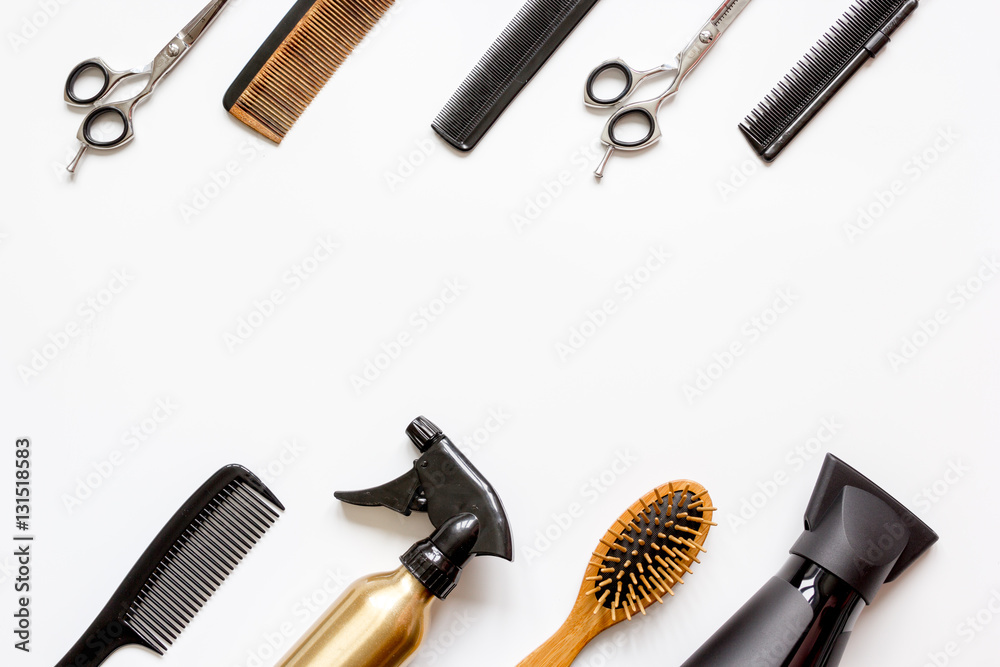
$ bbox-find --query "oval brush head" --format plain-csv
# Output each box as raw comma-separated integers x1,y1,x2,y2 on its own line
517,480,716,667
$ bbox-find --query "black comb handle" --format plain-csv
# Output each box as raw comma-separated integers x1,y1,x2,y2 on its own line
55,618,151,667
56,464,283,667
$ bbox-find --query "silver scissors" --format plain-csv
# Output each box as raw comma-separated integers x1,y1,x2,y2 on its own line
64,0,231,173
585,0,752,178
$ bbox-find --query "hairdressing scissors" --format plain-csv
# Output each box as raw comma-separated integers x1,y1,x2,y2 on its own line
585,0,752,179
64,0,231,173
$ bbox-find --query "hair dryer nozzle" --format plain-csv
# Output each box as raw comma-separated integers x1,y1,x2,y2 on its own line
792,453,938,603
682,453,937,667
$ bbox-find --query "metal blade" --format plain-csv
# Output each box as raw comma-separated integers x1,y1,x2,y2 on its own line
712,0,752,33
179,0,231,45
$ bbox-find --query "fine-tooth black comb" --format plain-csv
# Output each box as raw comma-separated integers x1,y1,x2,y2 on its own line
56,464,284,667
739,0,918,162
432,0,602,152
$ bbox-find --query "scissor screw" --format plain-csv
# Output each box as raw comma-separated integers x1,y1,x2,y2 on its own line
699,31,714,44
167,43,181,57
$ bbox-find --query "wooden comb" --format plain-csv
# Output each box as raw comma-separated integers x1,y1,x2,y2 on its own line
517,480,716,667
224,0,396,143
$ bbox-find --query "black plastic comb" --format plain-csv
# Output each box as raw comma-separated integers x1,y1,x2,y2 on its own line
432,0,602,152
56,464,283,667
739,0,918,162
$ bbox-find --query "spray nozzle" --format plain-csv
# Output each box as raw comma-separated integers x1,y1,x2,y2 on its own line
790,453,938,604
335,416,514,561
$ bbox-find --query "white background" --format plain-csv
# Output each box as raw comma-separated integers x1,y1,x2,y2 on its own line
1,0,998,665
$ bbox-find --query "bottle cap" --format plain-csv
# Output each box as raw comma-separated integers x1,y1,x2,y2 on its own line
401,513,480,599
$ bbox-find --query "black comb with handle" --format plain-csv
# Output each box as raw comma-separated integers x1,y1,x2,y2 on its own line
432,0,602,152
56,464,283,667
739,0,918,162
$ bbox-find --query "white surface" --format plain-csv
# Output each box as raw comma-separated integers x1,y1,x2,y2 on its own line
1,0,998,665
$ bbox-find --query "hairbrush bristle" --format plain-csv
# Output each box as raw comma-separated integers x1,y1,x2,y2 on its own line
432,0,601,151
225,0,396,143
587,482,716,622
739,0,910,158
124,479,281,651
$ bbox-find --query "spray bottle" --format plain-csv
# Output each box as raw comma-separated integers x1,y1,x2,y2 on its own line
276,416,514,667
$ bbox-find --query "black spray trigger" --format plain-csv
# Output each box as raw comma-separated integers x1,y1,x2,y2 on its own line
335,469,426,515
336,416,514,562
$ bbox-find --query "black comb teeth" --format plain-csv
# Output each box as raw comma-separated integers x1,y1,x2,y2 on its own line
56,465,283,667
432,0,602,152
125,480,281,652
740,0,918,161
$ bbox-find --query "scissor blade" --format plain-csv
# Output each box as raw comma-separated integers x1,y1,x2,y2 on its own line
180,0,231,45
712,0,752,33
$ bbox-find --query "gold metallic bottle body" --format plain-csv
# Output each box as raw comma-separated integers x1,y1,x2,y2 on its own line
277,566,435,667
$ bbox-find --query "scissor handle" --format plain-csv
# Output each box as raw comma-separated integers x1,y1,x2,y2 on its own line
79,102,134,149
65,60,111,105
64,58,144,107
585,58,677,108
601,98,663,151
585,59,635,106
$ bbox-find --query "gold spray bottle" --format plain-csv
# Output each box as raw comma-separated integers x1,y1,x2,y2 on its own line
277,514,480,667
277,417,514,667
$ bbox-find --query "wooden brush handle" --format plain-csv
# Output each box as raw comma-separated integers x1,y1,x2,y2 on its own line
516,616,595,667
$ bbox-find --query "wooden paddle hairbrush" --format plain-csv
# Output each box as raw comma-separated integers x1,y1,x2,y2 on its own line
517,480,716,667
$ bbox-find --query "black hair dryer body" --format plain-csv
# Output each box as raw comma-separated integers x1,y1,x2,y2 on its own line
682,454,937,667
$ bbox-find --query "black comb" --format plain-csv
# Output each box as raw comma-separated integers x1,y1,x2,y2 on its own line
739,0,918,162
432,0,601,152
56,464,283,667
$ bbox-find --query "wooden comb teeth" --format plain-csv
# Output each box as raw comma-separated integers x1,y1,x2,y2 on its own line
517,480,716,667
224,0,397,143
